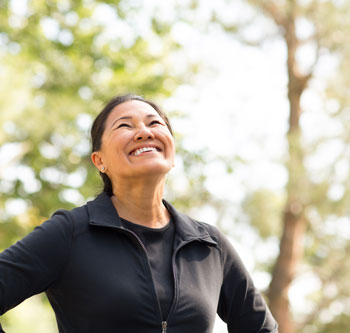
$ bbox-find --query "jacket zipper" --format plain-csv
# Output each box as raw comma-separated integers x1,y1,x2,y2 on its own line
115,229,198,332
90,222,216,332
111,227,166,331
126,230,172,333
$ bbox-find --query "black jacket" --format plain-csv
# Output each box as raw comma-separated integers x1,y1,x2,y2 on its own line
0,192,278,332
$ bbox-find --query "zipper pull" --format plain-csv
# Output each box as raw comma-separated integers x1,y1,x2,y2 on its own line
162,321,167,333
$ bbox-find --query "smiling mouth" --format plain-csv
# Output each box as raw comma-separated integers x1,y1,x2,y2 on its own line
130,147,161,156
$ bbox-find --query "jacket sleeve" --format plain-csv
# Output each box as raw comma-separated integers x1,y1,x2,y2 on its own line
216,232,278,332
0,210,73,322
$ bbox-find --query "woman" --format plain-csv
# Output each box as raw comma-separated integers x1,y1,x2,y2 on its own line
0,94,278,332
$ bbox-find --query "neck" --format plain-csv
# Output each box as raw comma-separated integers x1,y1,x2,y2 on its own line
111,176,170,229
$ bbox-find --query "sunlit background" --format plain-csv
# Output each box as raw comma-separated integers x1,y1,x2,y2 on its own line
0,0,349,332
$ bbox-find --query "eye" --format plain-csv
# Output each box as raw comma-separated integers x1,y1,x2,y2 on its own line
116,123,131,129
149,120,162,126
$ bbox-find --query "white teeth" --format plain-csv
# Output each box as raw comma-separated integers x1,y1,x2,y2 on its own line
133,147,157,156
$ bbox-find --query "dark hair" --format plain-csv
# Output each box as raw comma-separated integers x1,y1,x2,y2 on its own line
91,94,173,196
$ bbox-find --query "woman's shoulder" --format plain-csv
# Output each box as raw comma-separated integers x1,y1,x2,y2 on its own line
47,201,90,237
48,192,118,235
52,203,89,222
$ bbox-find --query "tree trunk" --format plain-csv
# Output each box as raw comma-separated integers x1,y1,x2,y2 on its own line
267,7,310,333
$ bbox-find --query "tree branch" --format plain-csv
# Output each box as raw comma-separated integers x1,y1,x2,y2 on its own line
248,0,287,27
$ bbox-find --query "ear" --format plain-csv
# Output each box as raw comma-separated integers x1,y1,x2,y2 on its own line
91,151,105,172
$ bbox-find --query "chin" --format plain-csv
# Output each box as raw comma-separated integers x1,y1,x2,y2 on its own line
132,162,172,177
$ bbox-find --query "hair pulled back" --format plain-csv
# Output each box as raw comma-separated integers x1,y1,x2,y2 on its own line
90,94,173,196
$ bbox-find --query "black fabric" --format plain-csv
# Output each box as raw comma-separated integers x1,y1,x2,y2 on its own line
120,218,175,320
0,192,278,332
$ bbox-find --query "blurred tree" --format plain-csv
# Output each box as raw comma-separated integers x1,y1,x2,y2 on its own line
211,0,350,332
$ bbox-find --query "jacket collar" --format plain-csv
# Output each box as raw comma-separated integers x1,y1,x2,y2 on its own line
87,192,217,246
87,192,123,228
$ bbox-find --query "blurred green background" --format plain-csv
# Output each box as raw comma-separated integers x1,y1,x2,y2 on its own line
0,0,349,332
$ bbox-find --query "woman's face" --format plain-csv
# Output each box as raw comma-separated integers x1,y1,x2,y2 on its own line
92,100,175,182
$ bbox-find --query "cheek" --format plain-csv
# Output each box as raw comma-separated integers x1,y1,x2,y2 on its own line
160,130,174,147
167,137,176,158
170,137,175,151
100,137,127,162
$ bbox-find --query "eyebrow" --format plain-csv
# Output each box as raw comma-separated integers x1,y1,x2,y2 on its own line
110,114,158,128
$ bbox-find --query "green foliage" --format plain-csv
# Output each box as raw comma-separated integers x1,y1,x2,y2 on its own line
242,189,284,239
315,314,350,333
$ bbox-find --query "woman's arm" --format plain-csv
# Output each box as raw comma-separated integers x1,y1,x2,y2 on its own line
0,210,73,324
216,233,278,332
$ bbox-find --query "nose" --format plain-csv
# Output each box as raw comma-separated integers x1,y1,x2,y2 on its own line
134,125,155,141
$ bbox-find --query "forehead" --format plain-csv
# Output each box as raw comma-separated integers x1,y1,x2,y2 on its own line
106,100,160,125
